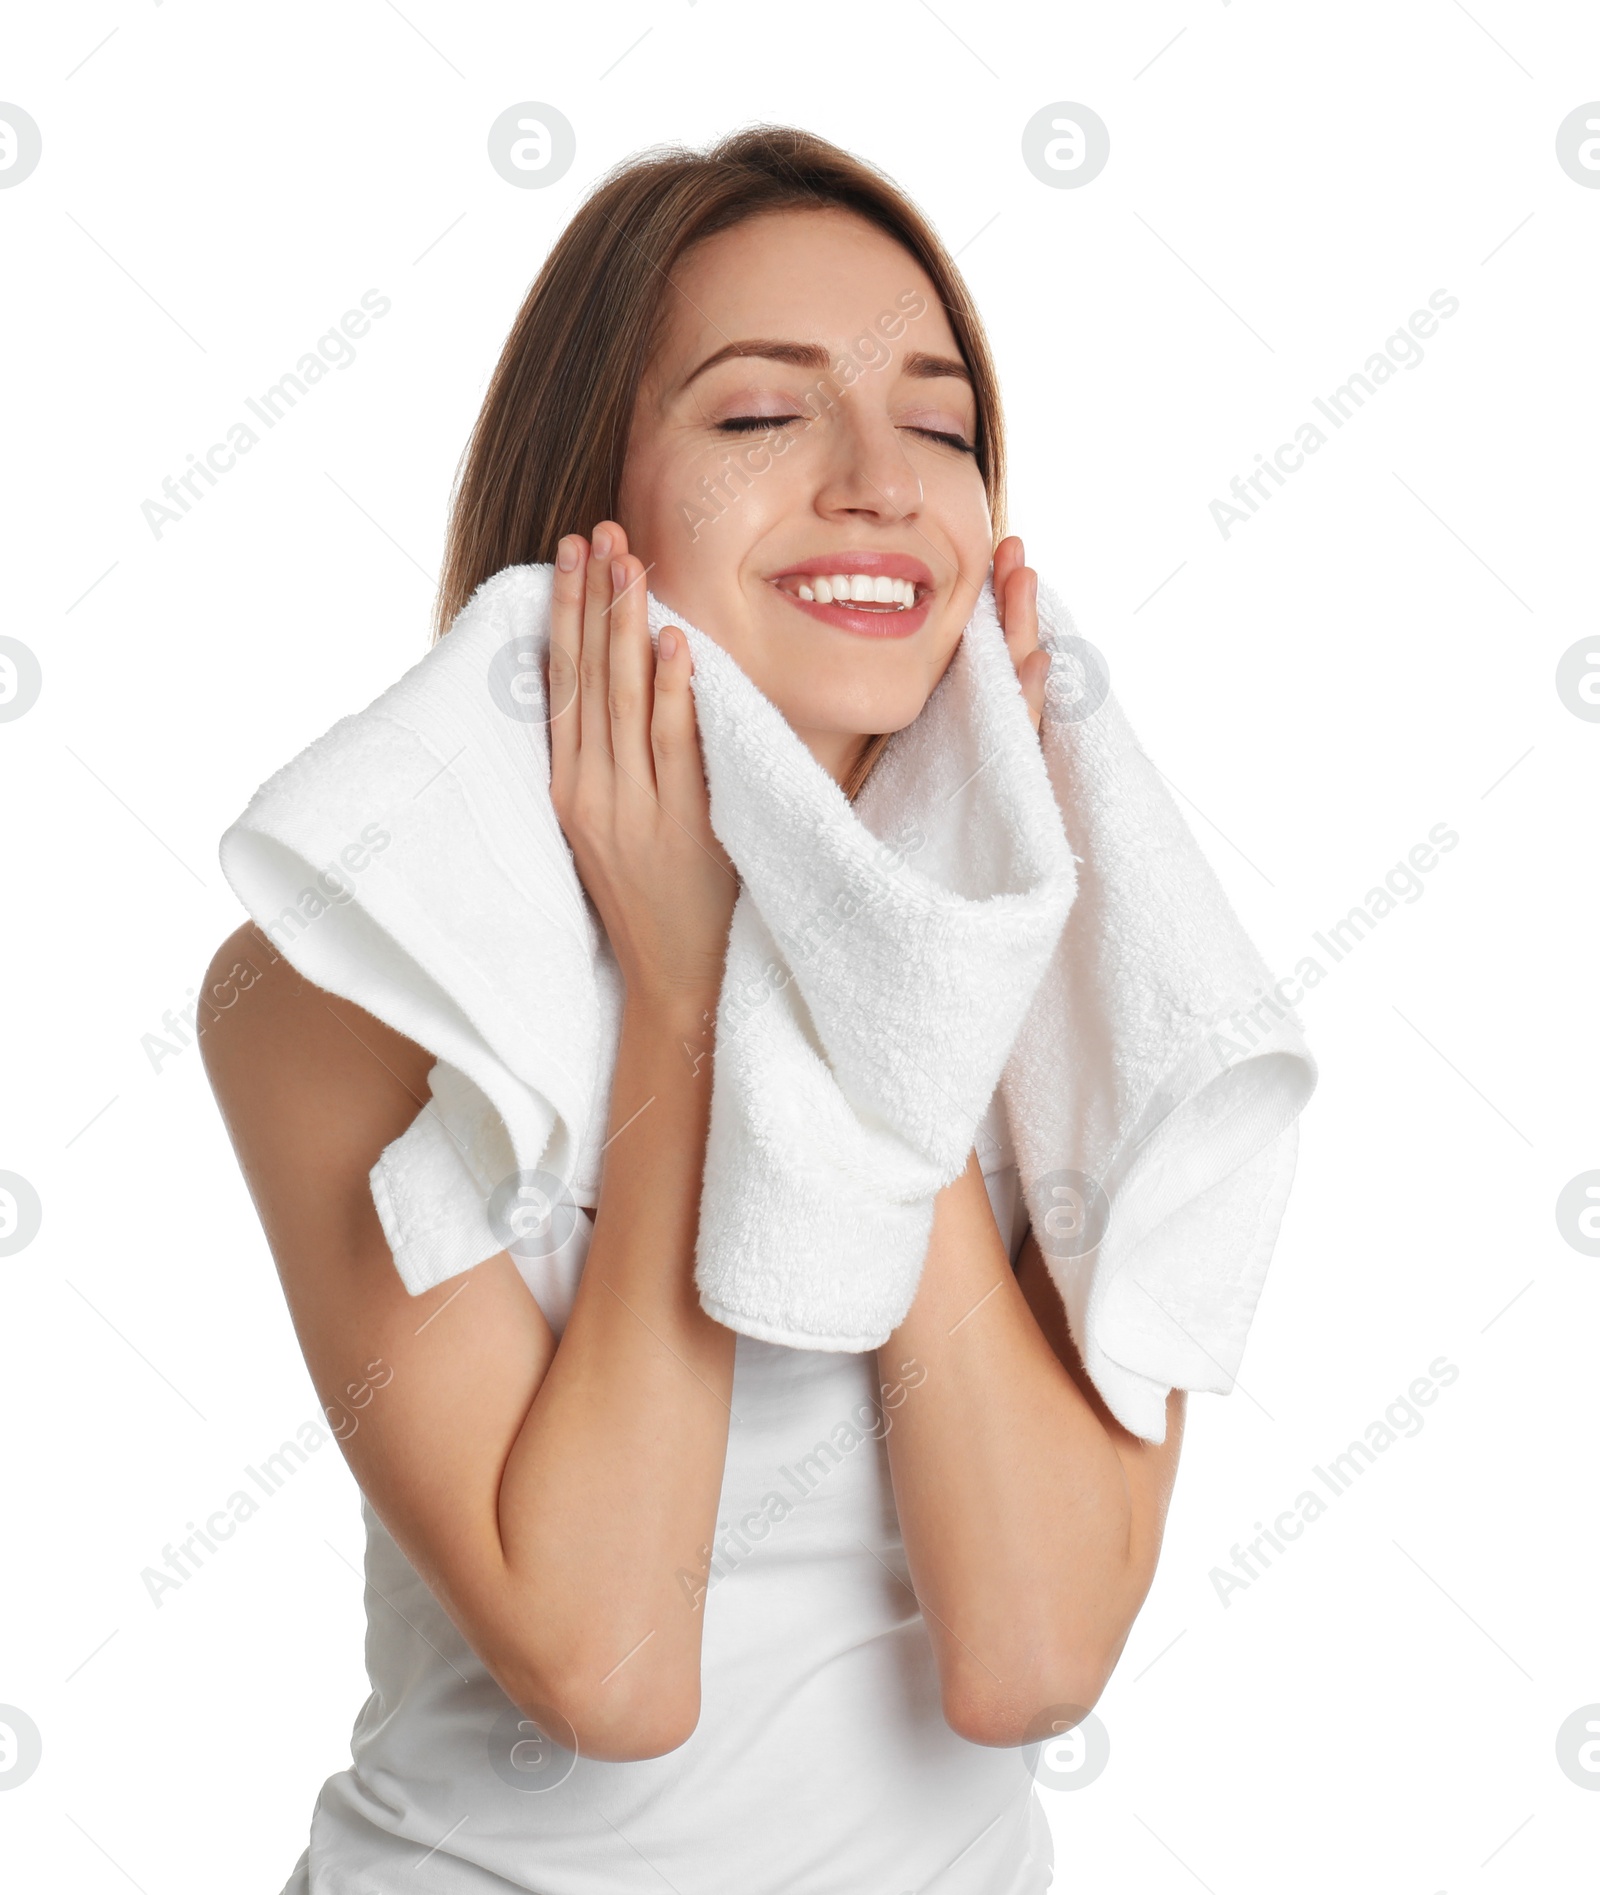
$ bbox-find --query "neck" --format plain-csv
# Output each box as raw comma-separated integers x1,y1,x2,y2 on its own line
796,727,873,791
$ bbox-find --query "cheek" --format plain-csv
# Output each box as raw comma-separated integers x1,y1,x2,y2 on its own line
925,461,994,566
620,431,765,548
613,439,676,560
616,437,779,637
632,432,809,559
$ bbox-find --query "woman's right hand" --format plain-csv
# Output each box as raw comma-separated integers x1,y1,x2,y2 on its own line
547,521,739,1014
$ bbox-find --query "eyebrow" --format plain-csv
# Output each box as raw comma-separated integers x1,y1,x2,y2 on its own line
679,338,972,390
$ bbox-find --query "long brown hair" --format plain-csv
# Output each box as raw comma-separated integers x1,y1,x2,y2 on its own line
434,124,1007,799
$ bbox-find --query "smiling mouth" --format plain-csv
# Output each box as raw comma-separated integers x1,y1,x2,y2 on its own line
770,572,926,613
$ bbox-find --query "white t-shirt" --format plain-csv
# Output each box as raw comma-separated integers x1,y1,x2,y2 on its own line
283,1093,1053,1893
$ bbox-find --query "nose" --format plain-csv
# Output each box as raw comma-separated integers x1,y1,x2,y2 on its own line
811,406,924,524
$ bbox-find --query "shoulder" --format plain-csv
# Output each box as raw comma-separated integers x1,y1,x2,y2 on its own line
198,923,435,1218
443,562,553,649
200,921,422,1061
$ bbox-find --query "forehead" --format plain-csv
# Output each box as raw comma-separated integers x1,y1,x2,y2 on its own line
651,206,959,385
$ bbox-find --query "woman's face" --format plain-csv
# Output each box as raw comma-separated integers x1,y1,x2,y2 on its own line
615,206,995,786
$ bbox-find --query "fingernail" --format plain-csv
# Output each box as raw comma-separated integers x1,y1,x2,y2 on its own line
556,537,579,572
659,627,677,662
611,558,626,591
592,525,612,559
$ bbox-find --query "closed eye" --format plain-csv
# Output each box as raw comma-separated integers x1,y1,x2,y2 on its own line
713,416,802,434
908,427,978,454
714,416,977,454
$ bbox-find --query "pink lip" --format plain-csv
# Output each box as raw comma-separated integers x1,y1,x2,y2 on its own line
766,550,936,640
768,551,935,587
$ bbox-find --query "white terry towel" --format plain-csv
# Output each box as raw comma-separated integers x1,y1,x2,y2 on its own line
218,563,1315,1442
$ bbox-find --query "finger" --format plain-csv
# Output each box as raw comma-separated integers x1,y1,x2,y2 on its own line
548,536,586,778
992,535,1023,631
1001,559,1040,670
606,550,657,799
650,628,734,877
579,521,620,762
1018,646,1049,735
648,626,701,820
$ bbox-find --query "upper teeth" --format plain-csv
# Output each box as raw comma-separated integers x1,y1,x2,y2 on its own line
793,574,918,608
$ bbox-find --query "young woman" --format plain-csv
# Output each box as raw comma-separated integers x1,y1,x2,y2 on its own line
203,125,1184,1895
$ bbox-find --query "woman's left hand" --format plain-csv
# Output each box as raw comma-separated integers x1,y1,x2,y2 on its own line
994,535,1049,737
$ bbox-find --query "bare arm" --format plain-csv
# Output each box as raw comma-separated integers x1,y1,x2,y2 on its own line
876,536,1184,1746
879,1152,1184,1747
202,524,739,1760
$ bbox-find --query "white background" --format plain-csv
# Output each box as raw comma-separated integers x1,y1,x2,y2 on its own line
3,3,1598,1890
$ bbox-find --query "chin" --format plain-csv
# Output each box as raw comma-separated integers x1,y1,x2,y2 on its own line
785,684,925,744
